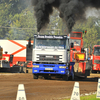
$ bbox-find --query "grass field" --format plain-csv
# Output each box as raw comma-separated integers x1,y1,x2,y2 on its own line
64,94,100,100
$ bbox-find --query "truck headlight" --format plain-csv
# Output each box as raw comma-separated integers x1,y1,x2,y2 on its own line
59,66,66,68
33,65,39,68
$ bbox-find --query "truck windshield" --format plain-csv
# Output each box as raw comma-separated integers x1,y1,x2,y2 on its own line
70,39,81,46
34,38,66,49
94,47,100,56
70,33,82,38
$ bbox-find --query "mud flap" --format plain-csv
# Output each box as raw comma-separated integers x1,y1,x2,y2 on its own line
70,62,75,80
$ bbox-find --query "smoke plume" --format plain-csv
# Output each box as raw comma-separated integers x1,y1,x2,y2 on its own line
31,0,100,33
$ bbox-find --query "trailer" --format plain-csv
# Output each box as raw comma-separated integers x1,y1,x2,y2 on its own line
0,40,32,68
0,46,26,73
26,34,75,81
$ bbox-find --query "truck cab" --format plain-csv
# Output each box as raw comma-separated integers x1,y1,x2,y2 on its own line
70,31,85,62
27,34,75,80
92,45,100,73
70,31,83,52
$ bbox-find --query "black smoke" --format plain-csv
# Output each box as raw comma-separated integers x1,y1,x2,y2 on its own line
31,0,100,33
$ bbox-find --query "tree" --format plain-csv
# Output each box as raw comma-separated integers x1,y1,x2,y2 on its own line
73,16,99,48
0,0,31,39
6,7,37,40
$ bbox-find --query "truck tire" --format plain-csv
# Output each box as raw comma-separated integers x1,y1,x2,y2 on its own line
44,75,50,79
33,74,38,79
63,75,68,81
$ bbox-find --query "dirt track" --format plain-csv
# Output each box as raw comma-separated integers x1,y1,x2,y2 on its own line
0,71,99,100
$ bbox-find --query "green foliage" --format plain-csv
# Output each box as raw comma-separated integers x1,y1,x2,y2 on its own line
64,94,100,100
0,0,31,39
0,0,100,46
6,9,37,40
72,17,100,49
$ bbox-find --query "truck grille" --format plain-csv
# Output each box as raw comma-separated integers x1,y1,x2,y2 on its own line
37,54,62,62
94,60,100,64
43,65,55,67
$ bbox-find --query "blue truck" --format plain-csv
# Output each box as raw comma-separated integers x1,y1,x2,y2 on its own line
26,34,75,80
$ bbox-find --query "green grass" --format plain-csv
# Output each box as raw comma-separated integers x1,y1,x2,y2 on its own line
64,94,100,100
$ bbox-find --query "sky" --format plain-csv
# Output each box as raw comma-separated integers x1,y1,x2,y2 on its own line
85,7,100,18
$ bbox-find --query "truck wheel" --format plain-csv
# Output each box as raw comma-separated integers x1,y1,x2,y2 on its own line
33,74,38,79
44,75,49,79
63,75,68,81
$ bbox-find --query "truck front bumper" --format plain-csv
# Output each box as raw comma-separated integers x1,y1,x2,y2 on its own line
32,64,69,75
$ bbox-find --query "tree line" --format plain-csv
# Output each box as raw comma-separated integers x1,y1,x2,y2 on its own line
0,0,100,49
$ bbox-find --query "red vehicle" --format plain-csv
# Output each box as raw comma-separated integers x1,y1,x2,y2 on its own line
92,45,100,73
70,31,83,52
70,31,84,62
70,31,91,78
0,40,33,68
0,46,26,73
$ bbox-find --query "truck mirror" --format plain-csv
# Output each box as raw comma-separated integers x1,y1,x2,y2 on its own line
70,43,74,48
